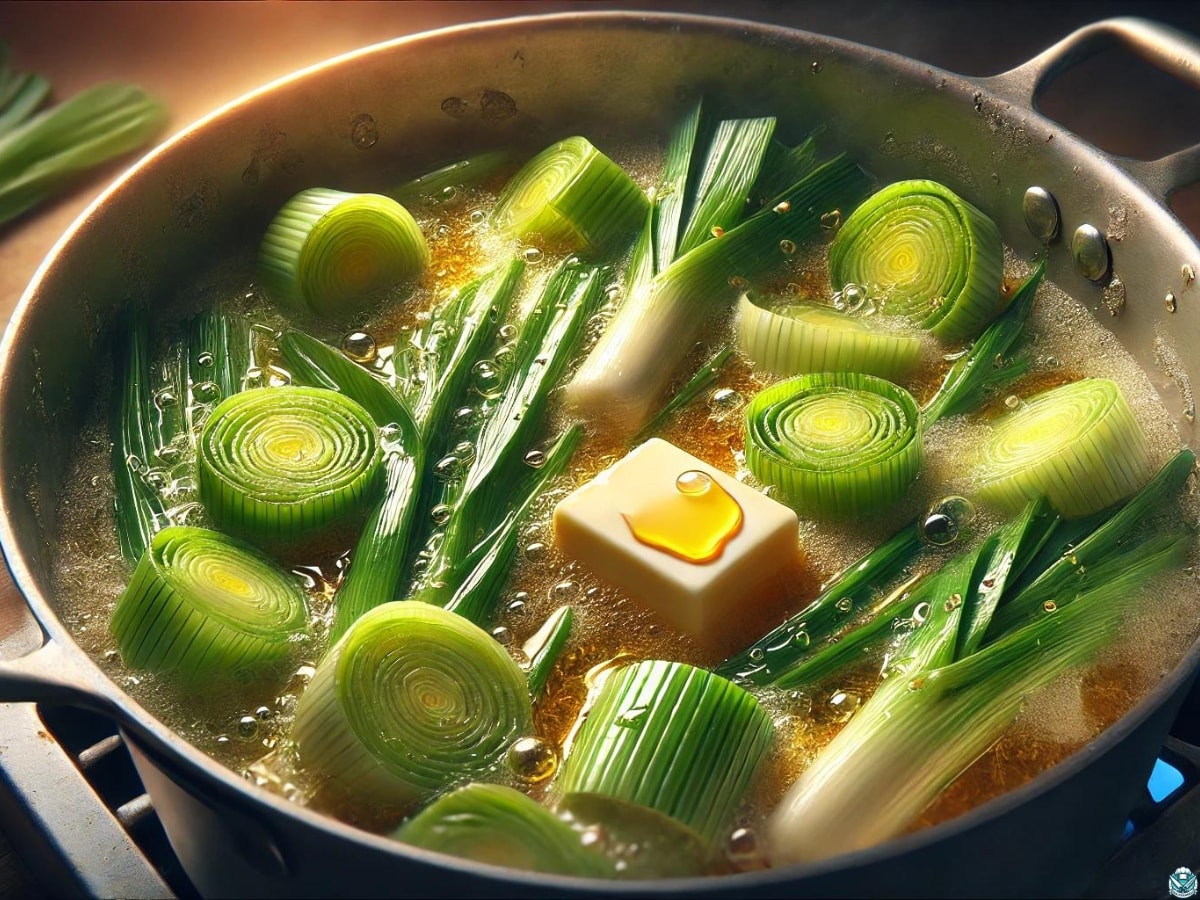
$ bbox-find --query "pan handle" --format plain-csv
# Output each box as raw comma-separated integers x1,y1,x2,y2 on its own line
980,16,1200,201
0,635,123,715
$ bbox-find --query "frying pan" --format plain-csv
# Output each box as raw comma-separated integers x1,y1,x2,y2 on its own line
0,13,1198,898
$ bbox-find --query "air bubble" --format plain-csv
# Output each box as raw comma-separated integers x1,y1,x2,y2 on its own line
1043,600,1058,613
552,580,580,600
1004,394,1020,409
472,360,503,398
835,597,854,614
506,736,557,782
196,352,215,368
342,331,377,363
828,690,861,722
820,209,842,232
675,470,712,494
491,626,513,646
525,542,546,560
192,381,221,403
524,449,546,468
1166,292,1178,313
452,406,476,429
469,209,487,226
432,455,463,482
431,504,452,526
920,496,975,546
154,390,178,410
237,715,259,740
749,648,765,663
726,827,765,869
522,246,544,264
780,239,797,255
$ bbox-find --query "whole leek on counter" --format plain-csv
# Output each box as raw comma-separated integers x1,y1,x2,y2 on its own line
111,526,309,678
293,602,533,804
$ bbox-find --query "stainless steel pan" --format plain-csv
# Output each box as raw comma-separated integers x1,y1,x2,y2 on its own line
0,13,1198,898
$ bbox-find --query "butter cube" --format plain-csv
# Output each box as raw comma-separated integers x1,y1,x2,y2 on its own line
553,438,800,651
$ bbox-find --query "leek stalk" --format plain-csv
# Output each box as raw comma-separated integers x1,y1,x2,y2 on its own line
111,526,309,679
653,100,703,273
524,605,574,700
392,150,515,205
634,346,733,443
568,154,872,436
292,602,533,804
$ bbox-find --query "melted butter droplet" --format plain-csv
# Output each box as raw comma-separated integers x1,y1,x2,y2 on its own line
622,469,743,563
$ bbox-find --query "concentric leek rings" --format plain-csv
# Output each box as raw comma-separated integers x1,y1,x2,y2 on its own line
829,179,1003,342
259,188,429,318
198,386,381,544
491,136,648,253
745,373,923,517
110,526,309,678
976,378,1152,517
292,602,533,804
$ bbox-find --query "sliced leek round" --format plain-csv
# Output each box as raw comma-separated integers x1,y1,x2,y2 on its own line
197,386,381,544
975,378,1152,517
110,526,309,679
737,293,923,381
828,179,1003,342
259,188,429,318
745,372,923,517
491,136,648,253
395,783,607,877
292,602,533,804
555,660,772,844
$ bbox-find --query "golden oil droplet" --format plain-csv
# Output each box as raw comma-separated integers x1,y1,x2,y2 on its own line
621,470,744,563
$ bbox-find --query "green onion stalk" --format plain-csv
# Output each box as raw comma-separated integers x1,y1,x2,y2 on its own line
567,154,872,437
111,526,309,679
555,660,772,845
0,49,50,139
259,188,429,319
292,602,533,804
744,372,924,518
395,783,609,877
828,179,1004,343
391,150,516,205
197,386,382,545
491,136,647,254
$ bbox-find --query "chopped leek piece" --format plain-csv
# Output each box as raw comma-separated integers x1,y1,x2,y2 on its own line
767,552,1174,864
568,154,872,436
0,72,49,139
391,150,515,204
828,179,1004,342
259,188,429,318
675,117,776,255
557,793,711,878
716,519,925,685
975,378,1152,517
111,526,309,679
555,660,772,843
524,605,573,700
0,82,165,227
197,386,382,544
396,784,608,877
491,136,647,253
737,294,923,381
744,372,923,517
292,602,533,804
923,262,1045,424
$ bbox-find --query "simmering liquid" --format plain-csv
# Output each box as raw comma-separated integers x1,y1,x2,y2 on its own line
49,146,1200,869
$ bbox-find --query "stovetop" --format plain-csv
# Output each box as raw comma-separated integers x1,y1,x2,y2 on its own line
2,2,1200,898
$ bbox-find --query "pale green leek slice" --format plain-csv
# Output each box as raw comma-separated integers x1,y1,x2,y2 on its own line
197,386,381,544
292,602,533,804
490,136,647,253
737,294,923,381
110,526,309,679
744,373,923,517
828,179,1004,342
395,784,608,877
259,188,429,318
975,378,1152,517
555,660,772,843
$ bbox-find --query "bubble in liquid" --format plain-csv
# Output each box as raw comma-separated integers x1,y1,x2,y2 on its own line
342,331,377,363
749,648,765,663
828,690,861,722
491,626,513,646
196,352,215,368
920,496,976,546
726,827,765,869
154,390,178,410
1166,292,1178,313
192,381,221,403
506,736,558,783
820,209,842,231
810,61,823,74
432,455,463,482
472,360,502,397
1043,600,1058,613
237,715,259,740
579,826,607,850
255,706,273,721
710,387,742,409
522,246,544,264
524,449,546,468
1004,394,1021,409
552,580,580,600
525,542,546,560
675,470,712,495
430,504,452,526
452,406,477,429
780,239,797,255
835,597,854,615
469,209,487,226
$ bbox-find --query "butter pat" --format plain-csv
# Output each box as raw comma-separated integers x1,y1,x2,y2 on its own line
553,438,800,651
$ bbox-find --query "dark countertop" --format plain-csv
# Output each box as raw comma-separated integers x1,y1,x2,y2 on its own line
1,2,1199,895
